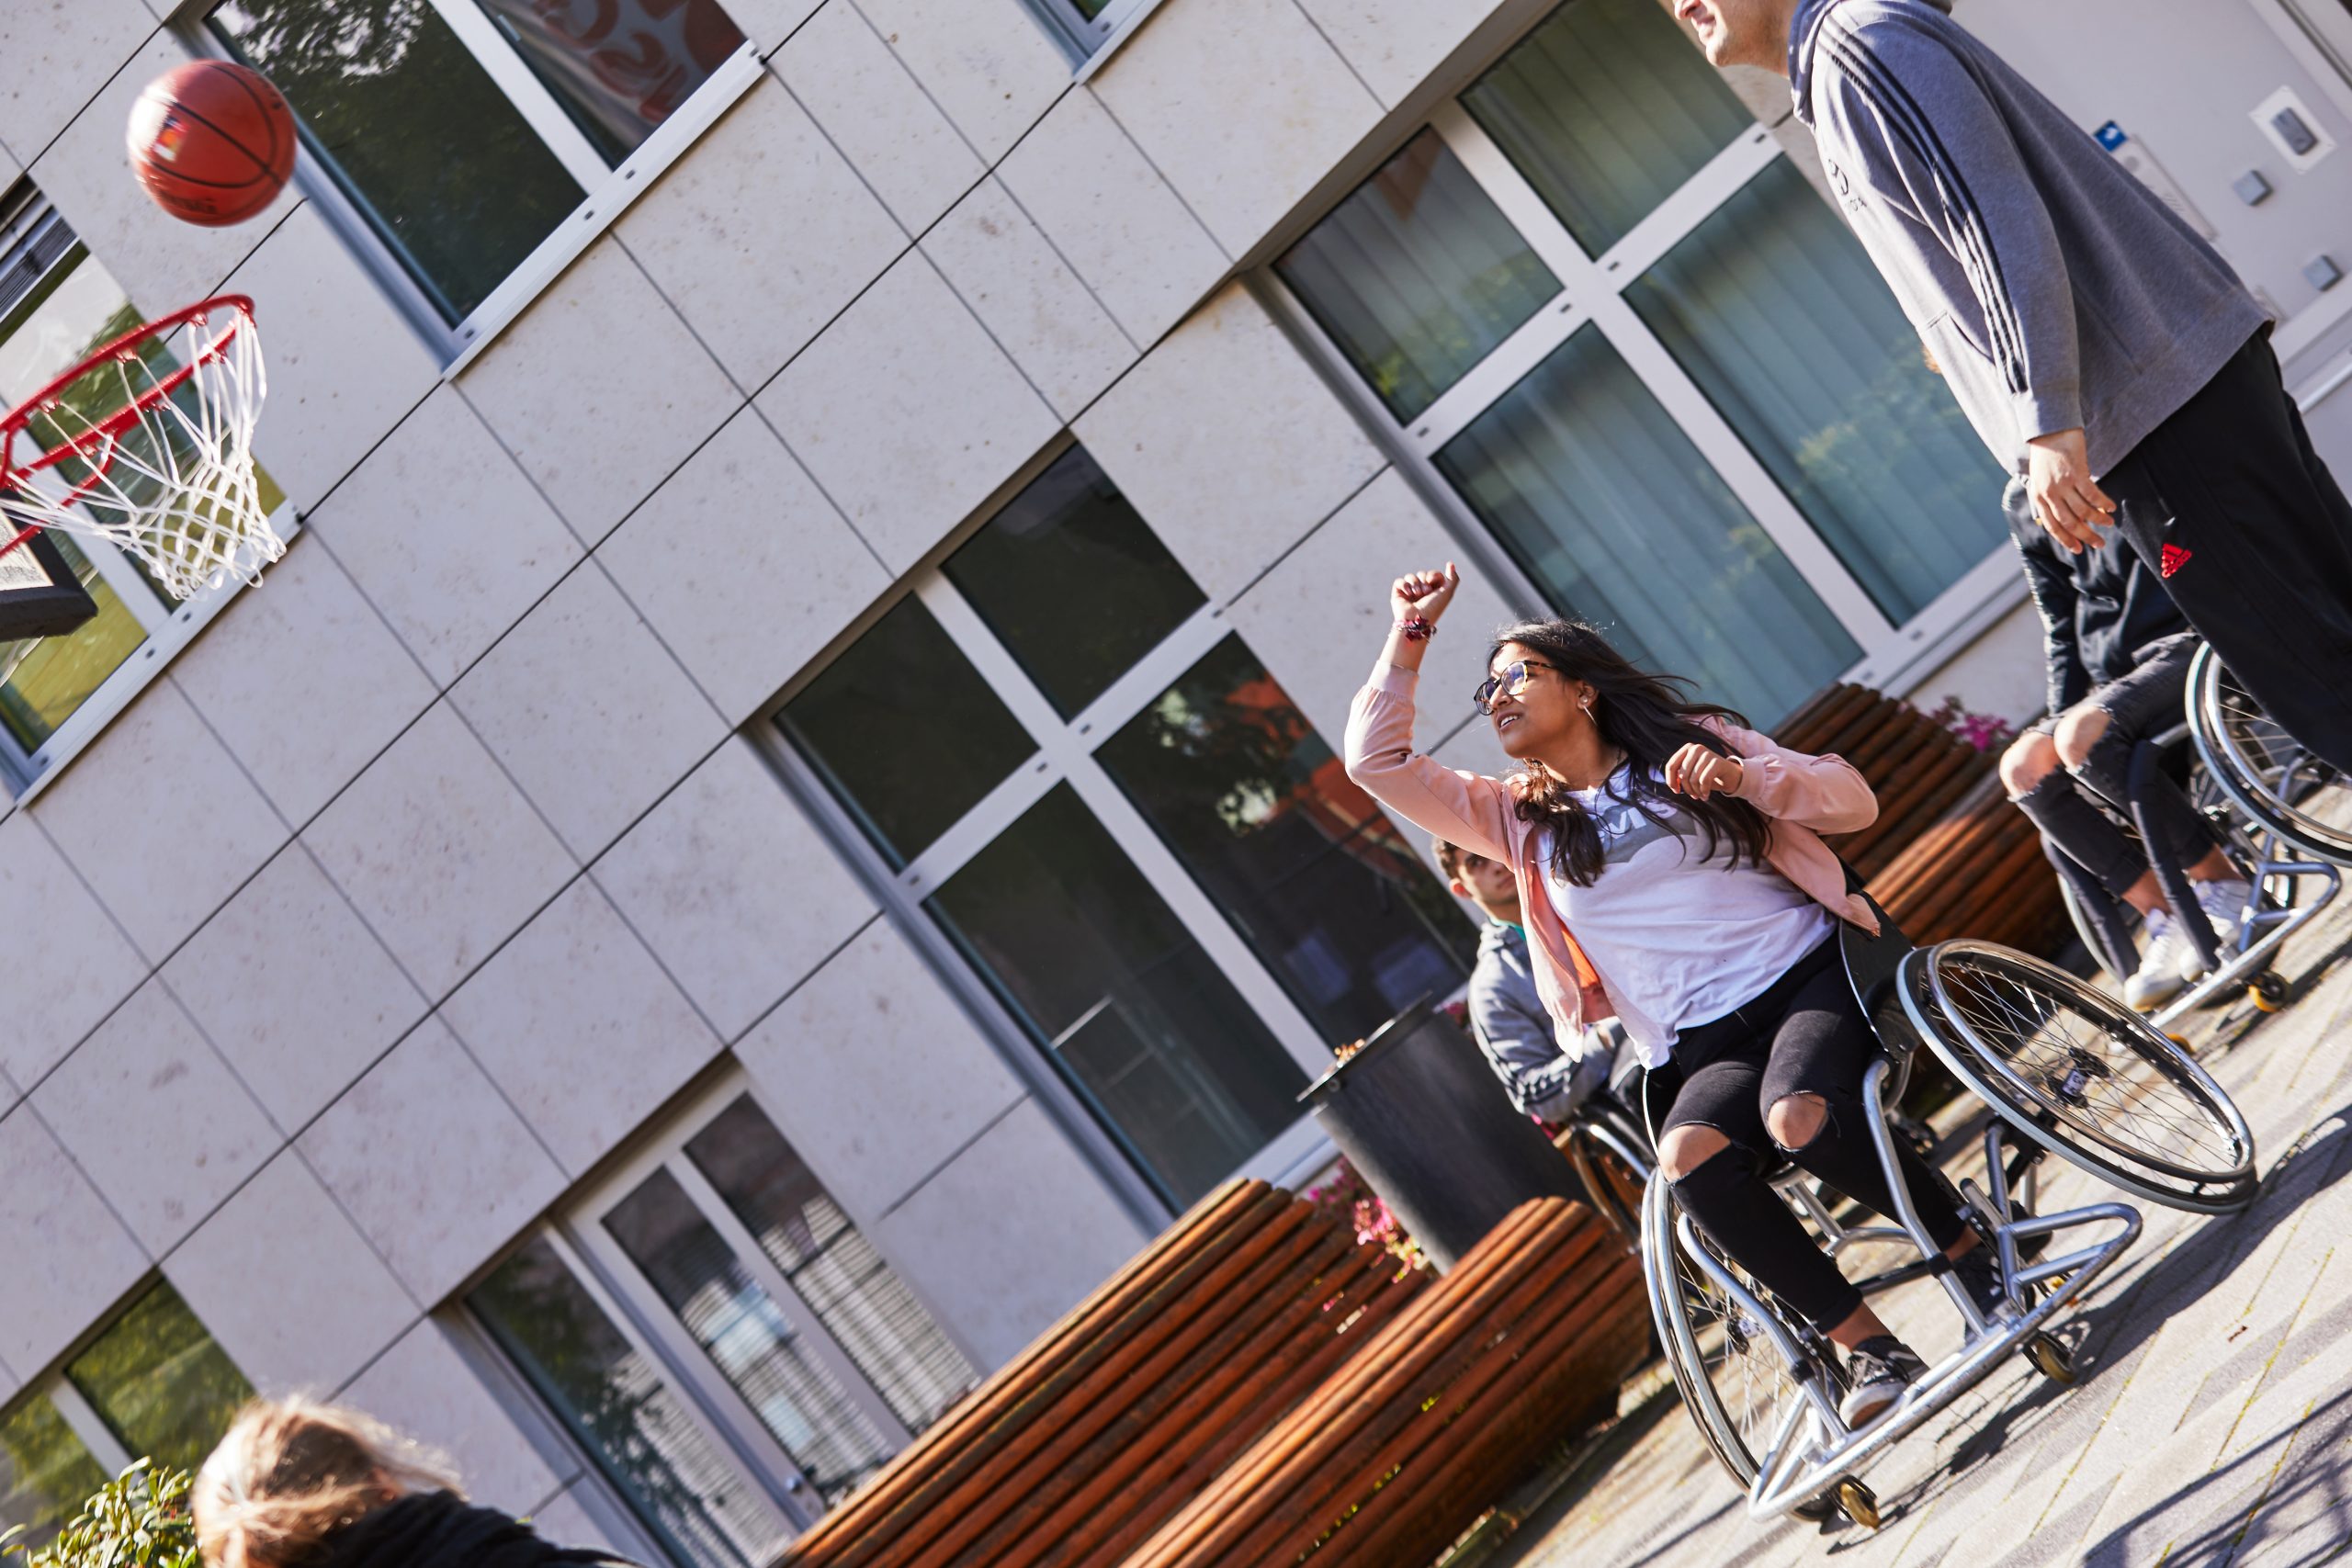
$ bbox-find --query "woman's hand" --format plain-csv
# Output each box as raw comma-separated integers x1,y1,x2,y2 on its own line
1390,563,1460,625
1665,742,1745,800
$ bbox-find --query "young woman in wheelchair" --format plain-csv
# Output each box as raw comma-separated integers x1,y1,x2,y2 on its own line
1998,476,2251,1010
1345,566,2007,1426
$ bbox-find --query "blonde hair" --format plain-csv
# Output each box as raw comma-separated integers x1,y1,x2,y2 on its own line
195,1398,463,1568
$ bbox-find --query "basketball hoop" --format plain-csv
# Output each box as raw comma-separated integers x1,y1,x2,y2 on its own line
0,294,279,603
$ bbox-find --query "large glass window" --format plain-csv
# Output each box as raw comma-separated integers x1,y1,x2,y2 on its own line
0,1282,251,1551
64,1282,255,1473
930,784,1305,1206
1461,0,1751,254
1274,130,1560,422
775,446,1474,1211
939,447,1205,719
472,1236,796,1568
775,596,1035,871
1434,325,1858,721
0,1399,107,1551
477,1082,973,1560
205,0,747,335
1275,0,2017,723
1623,160,2003,622
684,1098,974,1436
1097,636,1476,1043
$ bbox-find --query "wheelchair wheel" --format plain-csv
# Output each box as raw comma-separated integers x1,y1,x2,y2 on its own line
1905,941,2257,1213
2190,645,2352,865
1562,1100,1651,1248
1640,1175,1808,1490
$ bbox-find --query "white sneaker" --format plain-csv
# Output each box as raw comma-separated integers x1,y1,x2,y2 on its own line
2185,879,2254,974
2124,908,2192,1011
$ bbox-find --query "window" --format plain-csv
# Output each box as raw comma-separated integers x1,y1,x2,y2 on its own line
470,1079,975,1561
1028,0,1159,63
1272,0,2009,724
772,446,1474,1210
201,0,761,357
0,186,284,795
0,1282,254,1551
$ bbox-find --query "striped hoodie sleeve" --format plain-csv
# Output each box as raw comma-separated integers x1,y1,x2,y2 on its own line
1815,10,2084,442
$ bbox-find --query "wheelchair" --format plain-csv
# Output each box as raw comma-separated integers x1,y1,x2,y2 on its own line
1638,893,2257,1529
2056,644,2346,1026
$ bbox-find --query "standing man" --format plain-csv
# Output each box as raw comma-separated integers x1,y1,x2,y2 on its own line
1679,0,2352,772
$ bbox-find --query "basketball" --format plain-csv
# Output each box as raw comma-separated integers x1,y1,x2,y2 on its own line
126,61,297,228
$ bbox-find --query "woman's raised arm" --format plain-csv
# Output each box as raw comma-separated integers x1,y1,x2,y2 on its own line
1343,565,1520,863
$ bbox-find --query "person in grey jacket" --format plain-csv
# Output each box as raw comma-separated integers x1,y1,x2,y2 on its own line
1679,0,2352,773
1433,837,1610,1122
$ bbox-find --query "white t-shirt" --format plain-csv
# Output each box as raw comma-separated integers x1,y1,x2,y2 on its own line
1538,764,1833,1066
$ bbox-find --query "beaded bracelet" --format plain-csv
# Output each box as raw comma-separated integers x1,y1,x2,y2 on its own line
1397,615,1435,642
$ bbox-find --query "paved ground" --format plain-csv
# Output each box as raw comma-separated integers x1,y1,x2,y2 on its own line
1496,892,2352,1568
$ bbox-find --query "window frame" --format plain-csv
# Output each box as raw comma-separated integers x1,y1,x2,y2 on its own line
752,444,1402,1224
172,0,764,372
0,189,298,800
1028,0,1166,73
467,1066,984,1554
1257,62,2031,709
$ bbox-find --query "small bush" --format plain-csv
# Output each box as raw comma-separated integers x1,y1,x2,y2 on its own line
0,1461,198,1568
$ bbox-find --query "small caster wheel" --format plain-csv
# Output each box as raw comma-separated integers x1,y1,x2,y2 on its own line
1835,1476,1881,1529
2024,1331,2076,1385
2249,972,2288,1013
1792,1495,1840,1524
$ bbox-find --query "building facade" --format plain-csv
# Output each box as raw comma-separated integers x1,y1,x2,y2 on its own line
2,0,2349,1559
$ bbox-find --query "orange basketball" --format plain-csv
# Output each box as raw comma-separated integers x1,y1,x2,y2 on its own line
126,61,298,228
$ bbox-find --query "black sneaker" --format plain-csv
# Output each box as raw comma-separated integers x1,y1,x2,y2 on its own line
1838,1337,1927,1427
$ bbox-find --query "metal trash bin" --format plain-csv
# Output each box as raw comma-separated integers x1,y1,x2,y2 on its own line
1299,998,1585,1271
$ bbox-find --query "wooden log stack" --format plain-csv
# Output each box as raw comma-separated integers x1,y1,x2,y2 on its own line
1121,1198,1647,1568
775,1179,1425,1568
1776,683,2067,954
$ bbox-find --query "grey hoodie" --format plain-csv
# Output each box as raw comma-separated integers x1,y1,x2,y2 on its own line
1467,921,1607,1122
1790,0,2268,477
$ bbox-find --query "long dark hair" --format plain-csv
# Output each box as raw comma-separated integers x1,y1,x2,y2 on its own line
1492,618,1773,887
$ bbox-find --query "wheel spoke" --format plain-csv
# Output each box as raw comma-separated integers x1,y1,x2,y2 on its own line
1928,943,2250,1197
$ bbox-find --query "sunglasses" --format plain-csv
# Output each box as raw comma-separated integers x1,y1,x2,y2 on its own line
1474,659,1559,716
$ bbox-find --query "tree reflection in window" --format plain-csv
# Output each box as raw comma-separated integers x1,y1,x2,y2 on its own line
64,1281,254,1474
471,1238,791,1568
1097,635,1475,1043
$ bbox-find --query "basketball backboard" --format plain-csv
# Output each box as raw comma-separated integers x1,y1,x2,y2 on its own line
0,528,99,642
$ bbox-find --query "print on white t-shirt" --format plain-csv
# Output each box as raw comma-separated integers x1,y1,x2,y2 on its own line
1541,764,1832,1065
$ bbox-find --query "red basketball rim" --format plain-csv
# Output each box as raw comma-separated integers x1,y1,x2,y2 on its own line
0,293,255,565
0,293,255,499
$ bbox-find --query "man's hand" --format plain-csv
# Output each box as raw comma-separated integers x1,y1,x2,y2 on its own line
2026,428,2116,553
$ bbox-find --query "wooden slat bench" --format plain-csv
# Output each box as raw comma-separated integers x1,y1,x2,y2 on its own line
777,1179,1425,1568
1778,683,2066,953
1123,1198,1647,1568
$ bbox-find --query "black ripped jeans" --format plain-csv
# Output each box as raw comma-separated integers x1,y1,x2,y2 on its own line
2011,631,2220,898
1645,937,1969,1332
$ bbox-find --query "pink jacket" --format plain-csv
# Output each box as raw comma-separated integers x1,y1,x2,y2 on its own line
1344,661,1880,1051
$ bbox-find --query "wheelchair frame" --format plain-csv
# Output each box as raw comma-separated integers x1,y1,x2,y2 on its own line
1640,902,2255,1527
2052,720,2339,1027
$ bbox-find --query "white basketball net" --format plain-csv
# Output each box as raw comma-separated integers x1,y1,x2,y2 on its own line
0,296,281,603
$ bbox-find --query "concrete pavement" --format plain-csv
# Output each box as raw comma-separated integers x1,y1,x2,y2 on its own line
1496,894,2352,1568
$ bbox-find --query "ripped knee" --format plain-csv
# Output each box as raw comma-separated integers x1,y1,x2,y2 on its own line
1658,1123,1733,1182
2052,705,2112,770
2000,731,2061,798
1766,1092,1829,1153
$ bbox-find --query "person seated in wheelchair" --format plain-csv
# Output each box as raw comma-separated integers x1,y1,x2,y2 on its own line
1996,476,2252,1010
1348,567,2006,1428
1431,835,1619,1127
